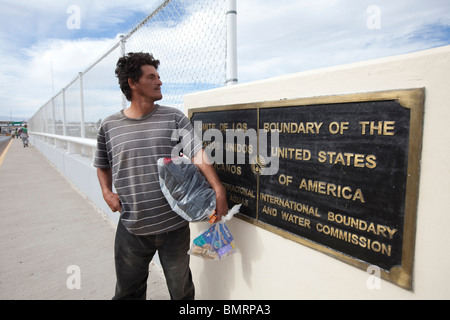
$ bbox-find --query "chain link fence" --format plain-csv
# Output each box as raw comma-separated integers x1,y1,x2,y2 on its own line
29,0,228,141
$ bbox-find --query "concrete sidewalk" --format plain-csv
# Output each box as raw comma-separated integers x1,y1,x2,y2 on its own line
0,139,169,300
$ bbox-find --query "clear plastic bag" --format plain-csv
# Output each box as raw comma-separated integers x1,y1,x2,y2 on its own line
157,157,216,222
188,205,241,260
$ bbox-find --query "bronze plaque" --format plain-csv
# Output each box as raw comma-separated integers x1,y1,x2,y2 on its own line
189,88,424,290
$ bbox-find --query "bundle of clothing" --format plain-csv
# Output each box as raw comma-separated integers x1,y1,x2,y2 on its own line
157,156,216,222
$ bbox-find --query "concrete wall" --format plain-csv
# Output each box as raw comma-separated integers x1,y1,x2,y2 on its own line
184,46,450,299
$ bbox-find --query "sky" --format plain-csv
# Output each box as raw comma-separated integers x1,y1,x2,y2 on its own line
1,0,450,121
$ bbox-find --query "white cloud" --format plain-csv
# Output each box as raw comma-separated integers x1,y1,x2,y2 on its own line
236,0,450,82
0,36,119,119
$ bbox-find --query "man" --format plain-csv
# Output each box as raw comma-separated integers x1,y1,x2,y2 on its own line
20,125,29,147
94,52,228,300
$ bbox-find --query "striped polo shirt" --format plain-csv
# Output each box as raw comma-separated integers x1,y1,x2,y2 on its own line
93,105,202,235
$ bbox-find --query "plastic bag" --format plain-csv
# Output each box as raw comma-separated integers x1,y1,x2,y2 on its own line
188,204,241,260
157,156,216,222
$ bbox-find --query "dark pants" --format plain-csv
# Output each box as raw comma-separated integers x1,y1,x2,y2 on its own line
113,220,195,300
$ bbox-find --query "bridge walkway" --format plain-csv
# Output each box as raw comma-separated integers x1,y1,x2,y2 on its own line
0,138,169,300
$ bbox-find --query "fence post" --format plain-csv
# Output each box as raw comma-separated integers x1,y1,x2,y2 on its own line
51,97,56,135
62,88,67,136
79,72,86,138
120,35,127,110
120,34,126,56
226,0,238,85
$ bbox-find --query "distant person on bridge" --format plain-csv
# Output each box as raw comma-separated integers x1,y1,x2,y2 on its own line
93,52,228,300
20,125,29,147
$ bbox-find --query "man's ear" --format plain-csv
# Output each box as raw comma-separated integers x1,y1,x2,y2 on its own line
128,78,137,90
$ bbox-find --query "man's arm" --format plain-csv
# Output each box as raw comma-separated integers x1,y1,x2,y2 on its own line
97,168,122,213
192,149,228,221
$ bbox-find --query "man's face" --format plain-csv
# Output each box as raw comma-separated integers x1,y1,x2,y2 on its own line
133,65,163,102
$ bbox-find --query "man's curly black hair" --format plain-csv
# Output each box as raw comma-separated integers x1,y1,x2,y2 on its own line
115,52,160,101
